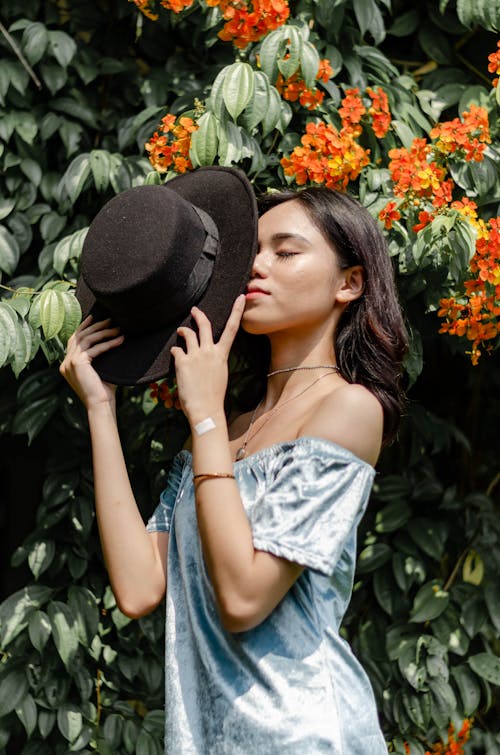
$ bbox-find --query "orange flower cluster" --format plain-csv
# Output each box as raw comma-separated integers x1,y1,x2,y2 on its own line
281,121,369,190
438,215,500,364
337,86,391,138
275,59,333,111
132,0,160,20
366,86,391,138
206,0,290,48
488,40,500,86
424,719,473,755
387,138,454,209
379,201,401,230
160,0,194,11
145,113,198,174
149,381,181,409
430,105,491,161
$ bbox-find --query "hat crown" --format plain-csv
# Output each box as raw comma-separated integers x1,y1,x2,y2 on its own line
80,185,218,332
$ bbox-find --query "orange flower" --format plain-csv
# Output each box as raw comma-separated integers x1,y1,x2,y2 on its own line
160,0,194,11
281,120,369,190
133,0,159,20
145,113,198,173
211,0,290,48
339,87,366,136
412,210,434,232
430,105,490,162
276,59,332,111
488,40,500,86
424,718,473,754
379,201,401,230
366,86,391,138
388,138,454,208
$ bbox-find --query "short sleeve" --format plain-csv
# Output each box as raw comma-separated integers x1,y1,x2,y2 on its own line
249,440,375,576
146,452,188,533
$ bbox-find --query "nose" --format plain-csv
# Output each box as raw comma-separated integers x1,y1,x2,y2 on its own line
250,249,268,279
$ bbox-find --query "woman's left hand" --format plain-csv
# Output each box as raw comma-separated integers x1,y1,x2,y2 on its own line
170,294,246,426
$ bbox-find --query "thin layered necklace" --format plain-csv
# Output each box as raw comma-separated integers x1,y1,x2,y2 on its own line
235,364,340,461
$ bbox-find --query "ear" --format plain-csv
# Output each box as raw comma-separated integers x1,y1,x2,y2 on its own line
335,265,365,304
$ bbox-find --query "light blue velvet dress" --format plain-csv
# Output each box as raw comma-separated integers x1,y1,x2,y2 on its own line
147,436,388,754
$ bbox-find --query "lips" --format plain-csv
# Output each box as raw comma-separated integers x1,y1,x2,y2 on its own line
245,284,270,295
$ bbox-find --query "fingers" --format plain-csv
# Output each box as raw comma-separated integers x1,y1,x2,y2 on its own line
190,306,213,348
218,295,246,351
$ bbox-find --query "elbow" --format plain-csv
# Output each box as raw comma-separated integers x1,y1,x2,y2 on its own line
217,594,265,634
113,586,165,620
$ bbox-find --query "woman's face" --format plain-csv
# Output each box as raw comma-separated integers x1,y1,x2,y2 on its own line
242,199,354,337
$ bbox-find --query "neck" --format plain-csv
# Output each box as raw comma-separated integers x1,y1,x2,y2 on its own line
263,331,337,408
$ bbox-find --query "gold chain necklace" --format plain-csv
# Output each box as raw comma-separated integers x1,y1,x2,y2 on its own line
235,368,339,461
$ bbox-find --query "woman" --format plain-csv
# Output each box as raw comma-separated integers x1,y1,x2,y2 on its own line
61,186,407,753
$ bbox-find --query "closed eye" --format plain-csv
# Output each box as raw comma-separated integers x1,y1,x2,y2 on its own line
276,251,298,260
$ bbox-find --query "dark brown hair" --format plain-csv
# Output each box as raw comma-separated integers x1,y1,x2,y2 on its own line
233,187,408,445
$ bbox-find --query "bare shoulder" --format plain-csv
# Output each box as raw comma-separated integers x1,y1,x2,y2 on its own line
300,383,383,467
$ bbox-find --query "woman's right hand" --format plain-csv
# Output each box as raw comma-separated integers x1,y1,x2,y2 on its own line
60,315,124,409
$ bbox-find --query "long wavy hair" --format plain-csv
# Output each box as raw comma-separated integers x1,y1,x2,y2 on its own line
231,187,408,446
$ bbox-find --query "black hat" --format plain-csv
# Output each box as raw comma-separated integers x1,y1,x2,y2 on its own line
75,166,258,385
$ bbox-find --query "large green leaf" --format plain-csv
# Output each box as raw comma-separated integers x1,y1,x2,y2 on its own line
222,62,255,120
410,581,450,623
0,585,53,647
39,289,65,339
0,669,28,717
468,652,500,685
0,224,21,276
189,112,218,167
47,601,79,669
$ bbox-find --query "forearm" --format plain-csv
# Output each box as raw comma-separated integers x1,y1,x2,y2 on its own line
191,411,257,614
87,403,166,616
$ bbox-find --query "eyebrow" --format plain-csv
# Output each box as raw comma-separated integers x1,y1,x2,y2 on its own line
267,232,312,246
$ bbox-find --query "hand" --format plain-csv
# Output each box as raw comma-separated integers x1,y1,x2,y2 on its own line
60,315,124,409
171,295,246,425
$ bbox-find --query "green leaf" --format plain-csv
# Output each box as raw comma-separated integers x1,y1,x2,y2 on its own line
38,710,56,738
407,518,447,560
240,71,271,133
90,149,112,192
451,665,481,716
0,670,28,717
28,609,52,652
47,601,79,669
39,289,65,339
357,543,392,573
375,501,412,533
401,689,431,731
277,27,303,80
208,68,229,121
485,582,500,633
222,62,255,120
59,293,82,343
12,394,59,443
0,224,21,276
68,586,99,646
20,158,42,187
300,41,320,90
418,22,452,64
387,9,420,37
462,549,484,585
60,153,91,204
353,0,386,43
432,608,469,655
12,318,33,378
391,120,416,149
260,27,286,84
410,581,449,623
0,303,17,367
428,677,457,727
40,62,68,95
40,211,66,243
0,585,53,647
468,652,500,685
189,112,218,167
217,121,243,166
103,713,124,749
456,0,500,31
28,540,56,578
0,198,16,221
57,703,83,743
53,227,88,275
16,694,37,737
22,22,49,66
48,30,77,68
261,87,283,137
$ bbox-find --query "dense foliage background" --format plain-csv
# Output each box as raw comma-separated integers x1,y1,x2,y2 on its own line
0,1,499,753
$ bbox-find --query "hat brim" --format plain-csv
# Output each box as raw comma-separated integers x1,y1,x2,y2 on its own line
76,167,258,385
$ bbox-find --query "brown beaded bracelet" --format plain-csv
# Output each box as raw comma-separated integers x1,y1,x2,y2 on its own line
193,473,236,485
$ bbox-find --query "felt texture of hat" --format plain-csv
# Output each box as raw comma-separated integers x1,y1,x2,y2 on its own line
75,166,258,385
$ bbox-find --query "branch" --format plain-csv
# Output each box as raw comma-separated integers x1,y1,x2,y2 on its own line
0,20,42,90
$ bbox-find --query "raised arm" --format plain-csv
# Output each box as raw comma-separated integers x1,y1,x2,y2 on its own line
172,299,303,633
60,316,167,618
